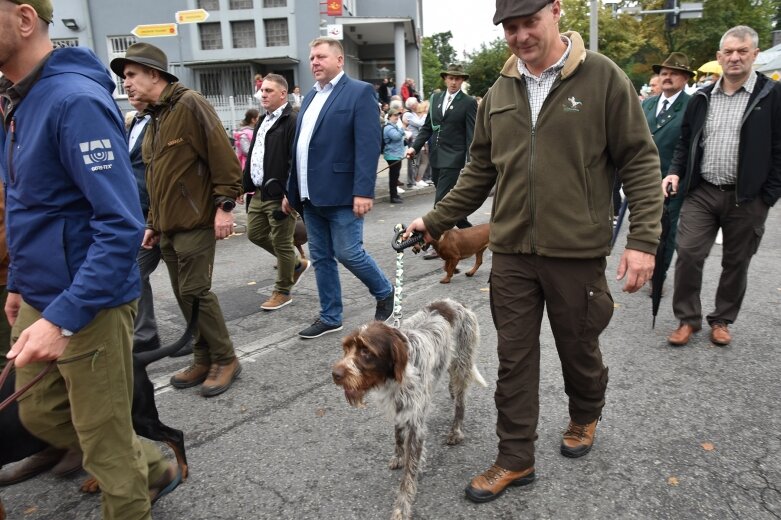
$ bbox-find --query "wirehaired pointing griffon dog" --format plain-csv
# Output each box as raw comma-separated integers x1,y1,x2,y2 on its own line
332,299,487,520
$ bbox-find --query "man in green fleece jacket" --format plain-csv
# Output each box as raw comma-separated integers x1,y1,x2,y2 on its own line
406,0,663,504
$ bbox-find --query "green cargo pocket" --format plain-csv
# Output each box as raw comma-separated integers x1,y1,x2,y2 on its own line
57,346,113,431
581,281,614,339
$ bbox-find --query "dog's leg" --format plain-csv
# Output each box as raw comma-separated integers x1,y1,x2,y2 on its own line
389,425,405,470
447,380,467,445
465,248,485,277
440,259,458,284
391,427,424,520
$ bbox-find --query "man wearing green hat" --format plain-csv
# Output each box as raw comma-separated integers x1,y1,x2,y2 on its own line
642,52,694,288
407,63,478,239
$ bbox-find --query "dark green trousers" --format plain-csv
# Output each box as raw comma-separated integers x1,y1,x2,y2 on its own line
432,167,471,229
160,228,236,366
247,197,299,294
14,300,167,520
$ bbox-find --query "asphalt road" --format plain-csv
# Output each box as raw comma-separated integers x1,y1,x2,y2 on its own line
2,185,779,520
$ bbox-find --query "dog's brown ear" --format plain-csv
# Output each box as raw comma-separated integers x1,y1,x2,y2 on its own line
389,329,408,383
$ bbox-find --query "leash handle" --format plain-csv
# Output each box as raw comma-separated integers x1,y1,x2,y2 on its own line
391,227,425,252
0,359,57,413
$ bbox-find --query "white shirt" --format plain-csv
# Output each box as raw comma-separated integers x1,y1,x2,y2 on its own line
442,91,456,115
656,90,682,116
128,115,149,151
295,70,344,200
249,103,288,187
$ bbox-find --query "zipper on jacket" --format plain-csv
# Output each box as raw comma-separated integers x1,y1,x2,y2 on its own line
528,125,537,254
179,181,201,216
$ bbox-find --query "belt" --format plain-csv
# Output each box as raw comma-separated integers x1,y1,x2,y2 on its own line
702,180,735,191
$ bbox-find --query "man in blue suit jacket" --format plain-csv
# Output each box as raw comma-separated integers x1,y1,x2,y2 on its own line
641,52,693,285
284,37,394,339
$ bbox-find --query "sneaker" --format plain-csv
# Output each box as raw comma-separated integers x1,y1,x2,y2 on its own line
261,291,292,311
374,290,395,321
464,464,535,503
292,258,310,287
425,180,434,185
415,180,428,188
201,358,242,397
298,319,343,339
170,363,210,389
397,187,405,194
560,417,600,458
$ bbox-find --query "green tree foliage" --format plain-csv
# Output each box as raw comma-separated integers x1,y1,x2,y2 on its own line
429,31,457,68
465,38,513,97
421,37,444,98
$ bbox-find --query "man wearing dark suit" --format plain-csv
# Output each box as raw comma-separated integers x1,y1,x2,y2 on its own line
641,52,693,286
407,63,478,238
284,37,394,339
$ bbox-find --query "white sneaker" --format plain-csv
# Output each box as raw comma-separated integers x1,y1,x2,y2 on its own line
397,187,405,194
416,180,428,188
715,228,723,245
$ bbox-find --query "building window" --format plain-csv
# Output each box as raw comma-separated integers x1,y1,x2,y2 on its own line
53,38,79,48
199,22,223,50
198,0,219,10
263,0,286,7
231,20,256,48
264,18,289,47
229,0,253,8
107,35,138,97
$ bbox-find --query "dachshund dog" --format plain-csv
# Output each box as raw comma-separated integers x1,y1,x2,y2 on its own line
415,223,489,284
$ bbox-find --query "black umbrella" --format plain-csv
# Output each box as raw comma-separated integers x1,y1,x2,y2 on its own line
651,186,675,328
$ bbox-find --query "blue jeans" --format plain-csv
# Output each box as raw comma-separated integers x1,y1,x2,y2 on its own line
303,202,392,325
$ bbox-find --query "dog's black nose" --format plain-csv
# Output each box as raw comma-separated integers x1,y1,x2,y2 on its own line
332,367,344,384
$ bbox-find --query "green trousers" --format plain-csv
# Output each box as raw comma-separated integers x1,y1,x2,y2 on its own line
160,228,236,366
247,197,299,294
14,300,168,520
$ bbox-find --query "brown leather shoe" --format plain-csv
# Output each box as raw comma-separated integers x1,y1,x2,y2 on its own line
50,448,83,477
464,464,535,503
561,417,600,458
0,446,66,486
149,462,182,504
201,358,242,397
710,322,731,345
170,363,210,389
667,323,701,346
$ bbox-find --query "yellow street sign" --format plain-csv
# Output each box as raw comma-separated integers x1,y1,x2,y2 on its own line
175,9,210,23
131,23,178,38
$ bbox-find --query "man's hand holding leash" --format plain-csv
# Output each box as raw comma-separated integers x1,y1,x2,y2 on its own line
404,218,433,244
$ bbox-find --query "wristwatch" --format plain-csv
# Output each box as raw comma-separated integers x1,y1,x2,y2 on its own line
217,199,236,212
60,328,74,338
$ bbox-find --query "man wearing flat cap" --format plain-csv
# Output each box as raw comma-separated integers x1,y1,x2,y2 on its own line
1,0,181,515
406,0,663,502
111,43,243,398
407,63,477,240
642,52,694,289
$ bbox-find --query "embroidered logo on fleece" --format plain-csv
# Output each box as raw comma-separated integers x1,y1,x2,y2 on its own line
563,96,583,112
79,140,114,171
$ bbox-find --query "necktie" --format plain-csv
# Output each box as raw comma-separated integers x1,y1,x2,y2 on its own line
656,99,669,126
443,93,453,114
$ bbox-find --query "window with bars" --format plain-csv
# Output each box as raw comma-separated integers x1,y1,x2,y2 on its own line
53,38,79,48
199,22,223,50
198,0,219,10
264,18,289,47
231,20,256,48
107,35,138,97
229,0,253,8
263,0,286,7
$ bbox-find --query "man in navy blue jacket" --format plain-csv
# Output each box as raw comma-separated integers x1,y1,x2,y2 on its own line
0,0,179,516
284,37,394,339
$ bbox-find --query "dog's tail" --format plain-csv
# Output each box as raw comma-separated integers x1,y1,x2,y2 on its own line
133,299,200,367
471,365,488,387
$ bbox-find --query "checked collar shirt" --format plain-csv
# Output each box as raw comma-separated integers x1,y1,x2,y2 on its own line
517,36,571,128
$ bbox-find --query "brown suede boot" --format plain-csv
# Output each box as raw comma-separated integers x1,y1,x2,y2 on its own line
561,417,600,458
201,358,242,397
170,363,210,389
464,464,535,503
